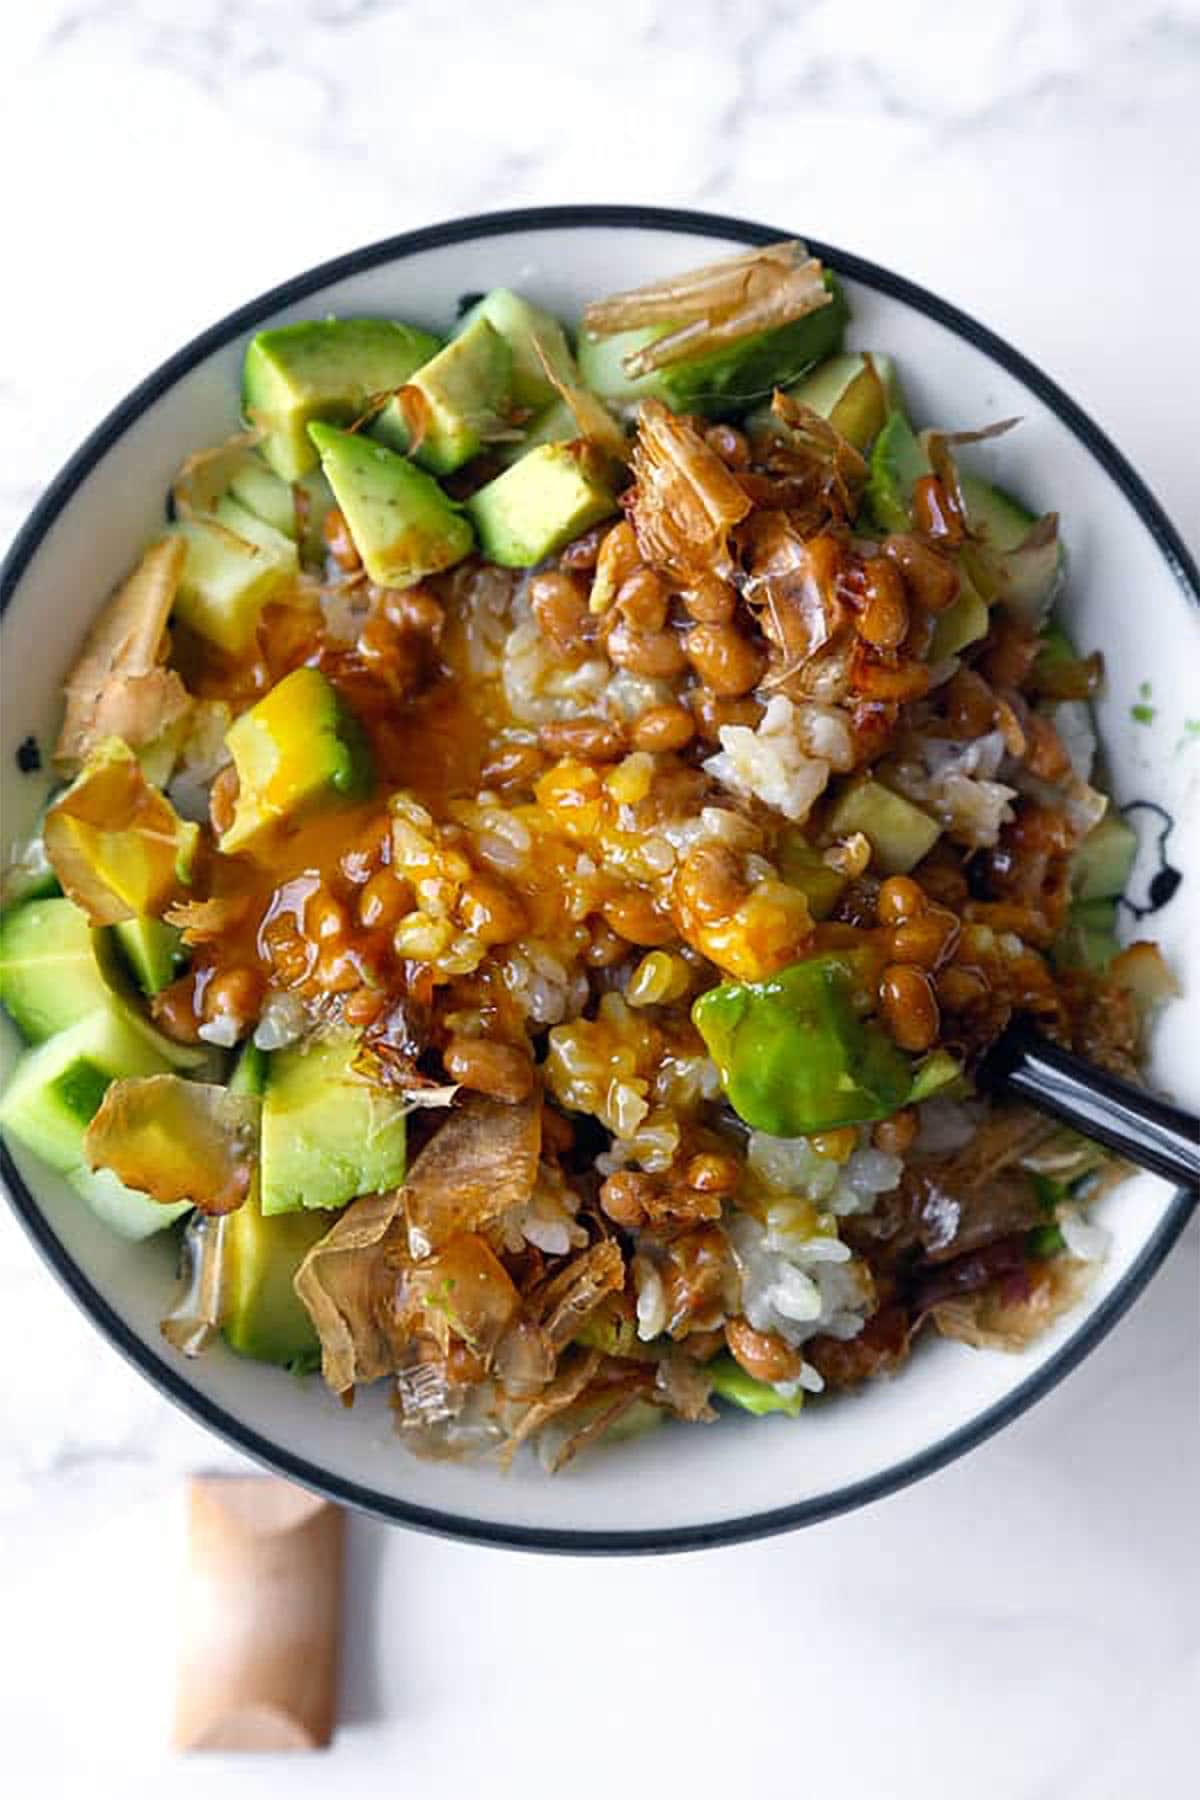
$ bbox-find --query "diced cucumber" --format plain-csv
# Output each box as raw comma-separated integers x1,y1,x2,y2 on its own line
1071,812,1137,902
112,917,186,997
225,456,334,565
0,1004,173,1173
958,470,1037,552
260,1032,407,1215
0,897,111,1043
577,273,849,420
709,1353,804,1417
69,1163,189,1241
213,496,300,573
825,780,941,875
169,513,295,654
1052,897,1121,972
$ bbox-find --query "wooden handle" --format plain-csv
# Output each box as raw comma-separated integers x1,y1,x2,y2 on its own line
175,1476,344,1751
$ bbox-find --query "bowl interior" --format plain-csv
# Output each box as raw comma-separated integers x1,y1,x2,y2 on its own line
2,213,1196,1547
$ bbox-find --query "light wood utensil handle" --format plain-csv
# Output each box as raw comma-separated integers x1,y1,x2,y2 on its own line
175,1475,344,1751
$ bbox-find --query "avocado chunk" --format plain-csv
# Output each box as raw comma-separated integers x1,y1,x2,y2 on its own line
43,740,199,925
113,917,186,996
709,1353,804,1417
466,442,619,567
0,897,111,1043
826,779,941,875
259,1031,407,1215
206,451,334,567
456,288,576,414
208,1043,325,1365
242,317,442,481
493,394,581,466
577,273,848,420
170,501,297,655
0,1002,173,1173
307,423,474,589
220,666,373,856
1071,811,1137,902
371,314,514,475
747,351,900,451
223,1188,329,1366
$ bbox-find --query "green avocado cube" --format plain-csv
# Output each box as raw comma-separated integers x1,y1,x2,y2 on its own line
260,1032,407,1215
693,954,914,1138
242,317,442,481
307,422,474,589
220,666,373,856
0,897,111,1043
747,351,900,452
371,314,514,475
216,1042,326,1365
826,779,941,876
466,442,618,567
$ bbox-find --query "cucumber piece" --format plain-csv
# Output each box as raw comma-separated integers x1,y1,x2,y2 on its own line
260,1032,407,1215
1071,812,1137,902
826,780,941,876
577,274,849,420
213,496,300,573
709,1354,804,1418
0,1004,173,1173
0,897,111,1043
69,1162,189,1241
958,470,1036,552
112,917,186,997
169,513,295,654
1052,897,1121,972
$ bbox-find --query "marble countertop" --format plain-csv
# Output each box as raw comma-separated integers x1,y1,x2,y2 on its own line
2,2,1196,1794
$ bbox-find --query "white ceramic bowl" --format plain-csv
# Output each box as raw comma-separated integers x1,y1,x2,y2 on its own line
2,207,1196,1552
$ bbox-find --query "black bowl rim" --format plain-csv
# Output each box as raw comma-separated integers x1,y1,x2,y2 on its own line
1,203,1196,1556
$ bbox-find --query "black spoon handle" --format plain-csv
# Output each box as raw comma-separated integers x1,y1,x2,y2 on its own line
980,1024,1200,1190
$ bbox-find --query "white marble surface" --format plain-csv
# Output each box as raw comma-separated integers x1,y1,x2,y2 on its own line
1,1,1197,1793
